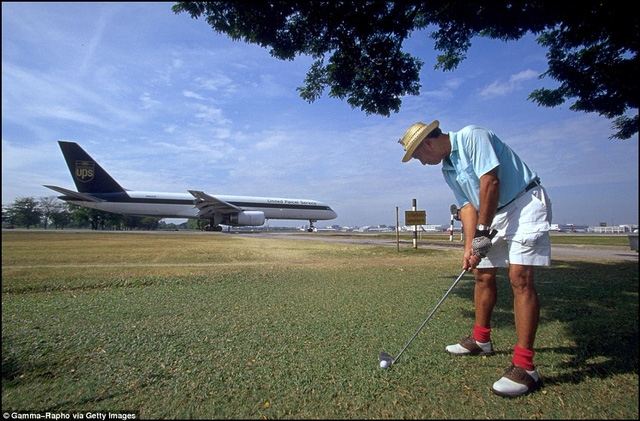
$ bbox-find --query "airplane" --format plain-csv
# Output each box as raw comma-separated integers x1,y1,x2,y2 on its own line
44,141,337,232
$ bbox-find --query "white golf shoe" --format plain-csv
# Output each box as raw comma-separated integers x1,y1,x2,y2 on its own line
445,335,494,356
492,365,541,397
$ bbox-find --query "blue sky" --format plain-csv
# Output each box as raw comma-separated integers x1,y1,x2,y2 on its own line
3,2,638,227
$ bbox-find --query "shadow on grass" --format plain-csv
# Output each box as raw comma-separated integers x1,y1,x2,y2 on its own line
451,259,639,386
2,338,135,412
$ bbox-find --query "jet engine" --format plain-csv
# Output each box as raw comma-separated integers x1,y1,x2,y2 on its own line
229,211,266,226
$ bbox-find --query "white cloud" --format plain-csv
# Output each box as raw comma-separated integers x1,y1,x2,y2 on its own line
78,7,113,76
421,77,464,99
155,138,236,165
510,69,539,83
154,56,185,86
252,74,289,97
29,105,109,128
183,90,205,100
3,62,143,128
1,139,69,203
253,132,285,151
480,69,539,98
196,74,236,94
193,104,231,126
139,92,161,110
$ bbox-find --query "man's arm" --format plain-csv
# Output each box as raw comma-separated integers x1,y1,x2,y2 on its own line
459,203,478,270
461,169,500,269
478,168,499,227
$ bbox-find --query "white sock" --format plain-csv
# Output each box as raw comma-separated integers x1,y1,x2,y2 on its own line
476,340,492,352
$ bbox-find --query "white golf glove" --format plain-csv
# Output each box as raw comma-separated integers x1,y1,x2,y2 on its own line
472,229,497,258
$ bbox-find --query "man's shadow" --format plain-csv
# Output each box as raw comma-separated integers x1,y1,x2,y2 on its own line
452,259,639,385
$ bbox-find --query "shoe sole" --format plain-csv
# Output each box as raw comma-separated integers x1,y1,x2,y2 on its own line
446,350,495,356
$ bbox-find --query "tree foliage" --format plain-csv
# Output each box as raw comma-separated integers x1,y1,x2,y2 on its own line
38,196,61,229
4,197,42,228
2,198,162,231
173,1,638,139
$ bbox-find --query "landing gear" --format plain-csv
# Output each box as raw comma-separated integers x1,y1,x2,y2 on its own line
204,218,223,232
307,220,317,233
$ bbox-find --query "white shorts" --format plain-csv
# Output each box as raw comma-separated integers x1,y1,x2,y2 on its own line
477,185,552,268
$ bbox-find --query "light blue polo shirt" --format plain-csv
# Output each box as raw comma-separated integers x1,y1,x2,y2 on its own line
442,125,538,210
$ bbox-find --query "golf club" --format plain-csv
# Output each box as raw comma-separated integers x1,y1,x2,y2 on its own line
379,229,497,369
379,268,468,369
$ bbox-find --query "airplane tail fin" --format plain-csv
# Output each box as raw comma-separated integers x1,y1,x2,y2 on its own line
58,141,126,193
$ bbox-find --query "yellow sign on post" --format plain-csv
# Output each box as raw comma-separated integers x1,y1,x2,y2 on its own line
405,210,426,226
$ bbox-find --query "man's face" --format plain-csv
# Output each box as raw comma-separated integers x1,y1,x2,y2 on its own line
411,137,443,165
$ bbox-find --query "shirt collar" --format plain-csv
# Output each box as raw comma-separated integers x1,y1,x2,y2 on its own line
442,132,457,170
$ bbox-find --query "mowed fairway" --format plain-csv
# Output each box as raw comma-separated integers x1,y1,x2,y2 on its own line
2,231,638,419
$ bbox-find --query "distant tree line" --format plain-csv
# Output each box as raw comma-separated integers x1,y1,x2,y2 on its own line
2,196,174,231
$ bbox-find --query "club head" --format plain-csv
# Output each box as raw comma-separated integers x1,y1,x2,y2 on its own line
379,351,395,368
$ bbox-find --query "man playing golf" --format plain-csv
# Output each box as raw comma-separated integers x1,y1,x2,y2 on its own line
398,120,552,397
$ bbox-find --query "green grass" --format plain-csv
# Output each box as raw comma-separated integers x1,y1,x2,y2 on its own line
2,231,638,419
548,234,631,246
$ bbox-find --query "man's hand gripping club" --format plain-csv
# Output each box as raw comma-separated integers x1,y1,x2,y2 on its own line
473,229,498,258
464,229,498,270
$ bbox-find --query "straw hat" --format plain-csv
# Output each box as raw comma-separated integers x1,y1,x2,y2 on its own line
398,120,439,162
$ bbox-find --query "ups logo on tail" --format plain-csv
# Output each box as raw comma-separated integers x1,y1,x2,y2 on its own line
75,160,95,182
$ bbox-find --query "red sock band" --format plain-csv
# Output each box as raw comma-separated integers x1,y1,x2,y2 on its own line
472,324,491,343
512,345,535,370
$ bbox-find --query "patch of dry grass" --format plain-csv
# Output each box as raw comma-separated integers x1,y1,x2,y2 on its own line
1,231,456,293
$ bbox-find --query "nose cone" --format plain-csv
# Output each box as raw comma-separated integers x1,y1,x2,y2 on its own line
316,201,337,220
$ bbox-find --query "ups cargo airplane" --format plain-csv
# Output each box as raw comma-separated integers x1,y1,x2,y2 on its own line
44,141,337,231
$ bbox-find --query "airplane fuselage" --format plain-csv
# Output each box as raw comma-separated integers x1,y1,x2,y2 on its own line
61,190,337,221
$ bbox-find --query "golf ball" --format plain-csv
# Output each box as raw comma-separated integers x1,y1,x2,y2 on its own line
380,360,389,369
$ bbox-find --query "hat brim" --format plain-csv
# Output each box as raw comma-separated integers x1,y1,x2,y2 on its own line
401,120,439,162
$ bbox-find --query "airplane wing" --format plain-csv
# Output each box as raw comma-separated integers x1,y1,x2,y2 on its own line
43,185,105,202
188,190,241,218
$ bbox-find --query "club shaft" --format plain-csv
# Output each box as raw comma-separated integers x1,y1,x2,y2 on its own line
392,269,467,364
